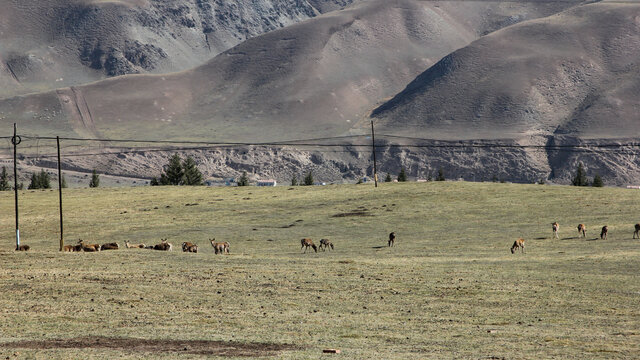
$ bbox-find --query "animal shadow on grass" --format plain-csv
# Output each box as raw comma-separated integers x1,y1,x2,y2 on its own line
585,237,599,241
534,237,546,240
371,246,386,249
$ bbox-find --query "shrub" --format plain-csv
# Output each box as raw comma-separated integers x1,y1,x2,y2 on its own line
592,174,604,187
436,167,445,181
0,166,10,191
384,173,392,183
89,169,100,188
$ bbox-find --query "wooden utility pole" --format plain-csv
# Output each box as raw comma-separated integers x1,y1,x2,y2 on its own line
57,136,64,251
12,123,20,249
371,120,378,188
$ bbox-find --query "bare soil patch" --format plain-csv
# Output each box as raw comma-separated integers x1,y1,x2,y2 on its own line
0,337,298,357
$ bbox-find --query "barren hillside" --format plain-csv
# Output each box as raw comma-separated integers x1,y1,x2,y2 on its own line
0,0,360,98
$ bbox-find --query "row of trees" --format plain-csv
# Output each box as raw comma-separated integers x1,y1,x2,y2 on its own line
0,166,99,190
151,154,203,186
572,163,604,187
384,167,446,183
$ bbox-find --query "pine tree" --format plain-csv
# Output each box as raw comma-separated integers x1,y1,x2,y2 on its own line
304,171,314,186
238,171,249,186
0,166,10,191
397,167,407,182
182,156,203,185
39,170,51,189
592,174,604,187
436,167,445,181
150,177,159,186
89,169,100,188
28,172,39,190
160,153,184,185
61,175,67,189
385,173,392,182
572,162,588,186
291,176,298,186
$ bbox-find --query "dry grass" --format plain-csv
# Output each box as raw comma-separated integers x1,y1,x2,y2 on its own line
0,182,639,359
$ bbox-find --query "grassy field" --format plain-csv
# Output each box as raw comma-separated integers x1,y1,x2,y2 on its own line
0,182,639,359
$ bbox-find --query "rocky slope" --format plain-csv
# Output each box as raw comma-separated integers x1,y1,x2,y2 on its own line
0,0,360,98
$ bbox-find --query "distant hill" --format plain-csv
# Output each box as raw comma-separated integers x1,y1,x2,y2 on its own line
0,0,360,98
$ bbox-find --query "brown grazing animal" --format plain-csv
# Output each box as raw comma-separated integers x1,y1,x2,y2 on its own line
63,244,83,252
577,224,586,238
600,226,608,240
125,240,145,249
388,232,396,247
16,244,30,251
153,239,173,251
209,239,230,254
319,238,334,251
79,240,100,252
511,238,525,254
301,238,317,253
634,224,640,239
100,242,119,250
552,222,559,239
182,242,198,253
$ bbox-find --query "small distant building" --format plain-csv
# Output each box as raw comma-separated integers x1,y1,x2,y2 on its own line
257,179,277,187
627,185,640,189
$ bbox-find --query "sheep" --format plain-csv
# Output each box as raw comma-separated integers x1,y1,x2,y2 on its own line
552,222,559,239
600,226,608,240
300,238,317,253
16,244,30,251
634,224,640,239
511,238,525,254
182,242,198,253
388,232,396,247
209,239,230,254
153,238,173,251
319,238,334,251
100,242,119,251
125,240,145,249
577,224,586,238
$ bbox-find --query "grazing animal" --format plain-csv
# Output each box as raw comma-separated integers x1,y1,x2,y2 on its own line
577,224,586,238
153,239,173,251
100,242,119,251
125,240,145,249
79,240,100,252
511,238,525,254
552,222,559,239
182,242,198,253
16,244,30,251
388,232,396,247
63,244,83,252
209,239,230,254
319,239,334,251
600,226,608,240
634,224,640,239
300,238,317,253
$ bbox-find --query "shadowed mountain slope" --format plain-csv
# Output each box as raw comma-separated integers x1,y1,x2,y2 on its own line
372,2,640,141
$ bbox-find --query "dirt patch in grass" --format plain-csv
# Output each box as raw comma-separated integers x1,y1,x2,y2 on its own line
1,337,298,357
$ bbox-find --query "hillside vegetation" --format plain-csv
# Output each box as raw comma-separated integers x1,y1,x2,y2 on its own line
0,182,638,358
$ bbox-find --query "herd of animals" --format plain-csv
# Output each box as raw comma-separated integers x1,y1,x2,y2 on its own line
510,222,640,254
12,223,640,254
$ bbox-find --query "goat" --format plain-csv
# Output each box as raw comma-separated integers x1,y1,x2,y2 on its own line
388,232,396,247
100,242,119,251
79,239,100,252
182,242,198,253
510,238,525,254
16,244,30,251
153,238,173,251
209,239,230,254
125,240,145,249
319,238,334,251
300,238,317,253
577,224,586,238
600,226,608,240
552,222,559,239
634,224,640,239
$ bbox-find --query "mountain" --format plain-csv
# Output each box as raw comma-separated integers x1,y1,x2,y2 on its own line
0,0,361,98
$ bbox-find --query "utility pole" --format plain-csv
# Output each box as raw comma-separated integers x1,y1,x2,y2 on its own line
371,120,378,188
12,123,21,250
57,136,64,251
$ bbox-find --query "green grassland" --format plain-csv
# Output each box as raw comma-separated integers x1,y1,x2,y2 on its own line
0,182,639,359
